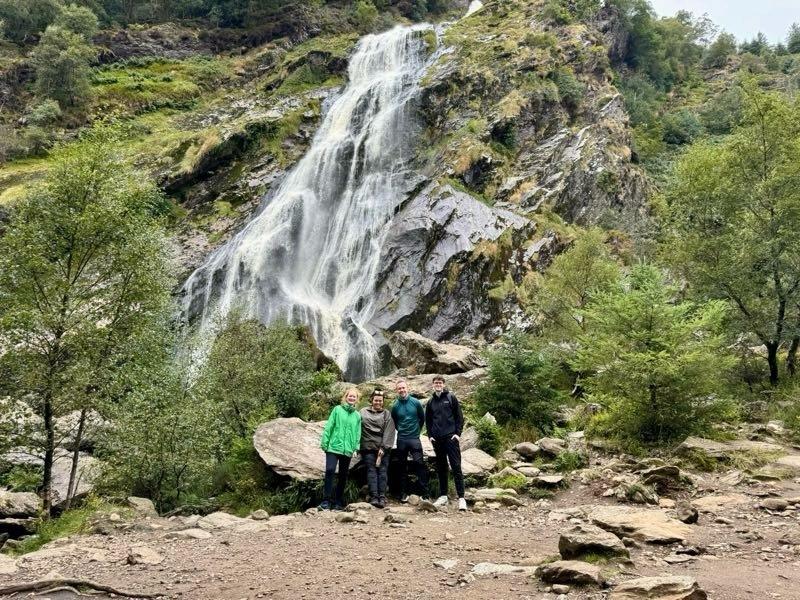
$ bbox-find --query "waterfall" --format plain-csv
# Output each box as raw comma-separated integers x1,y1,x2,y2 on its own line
181,25,434,381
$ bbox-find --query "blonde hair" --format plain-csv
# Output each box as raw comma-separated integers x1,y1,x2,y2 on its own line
341,387,360,403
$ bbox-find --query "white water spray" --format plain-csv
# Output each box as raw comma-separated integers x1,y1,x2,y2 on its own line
181,25,434,381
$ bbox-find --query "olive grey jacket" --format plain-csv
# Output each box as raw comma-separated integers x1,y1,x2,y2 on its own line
359,407,396,451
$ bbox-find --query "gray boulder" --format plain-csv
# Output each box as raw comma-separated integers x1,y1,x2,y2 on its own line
558,523,629,559
461,448,497,476
588,505,693,544
536,437,567,457
0,490,41,518
610,576,707,599
3,449,97,509
514,442,539,460
387,331,485,374
253,418,331,481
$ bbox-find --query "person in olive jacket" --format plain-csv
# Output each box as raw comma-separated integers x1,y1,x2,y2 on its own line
360,389,395,508
320,387,362,510
425,375,467,511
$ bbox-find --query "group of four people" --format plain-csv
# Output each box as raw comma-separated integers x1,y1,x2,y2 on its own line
319,375,467,511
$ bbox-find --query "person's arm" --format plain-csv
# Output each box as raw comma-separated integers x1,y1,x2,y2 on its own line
382,411,396,450
354,413,362,455
452,393,464,437
425,397,433,440
416,398,425,431
321,406,337,451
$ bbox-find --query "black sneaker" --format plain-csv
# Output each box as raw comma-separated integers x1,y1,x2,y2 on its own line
318,500,331,511
370,497,382,508
379,496,388,508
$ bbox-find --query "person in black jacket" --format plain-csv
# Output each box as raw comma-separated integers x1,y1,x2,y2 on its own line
425,375,467,511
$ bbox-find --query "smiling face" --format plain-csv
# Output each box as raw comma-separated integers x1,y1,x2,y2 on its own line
370,391,384,410
395,380,408,399
433,378,444,393
345,389,358,407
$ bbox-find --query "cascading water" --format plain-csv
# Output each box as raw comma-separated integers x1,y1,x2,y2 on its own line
181,24,434,381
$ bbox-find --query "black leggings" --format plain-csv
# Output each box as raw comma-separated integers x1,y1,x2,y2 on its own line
323,452,351,505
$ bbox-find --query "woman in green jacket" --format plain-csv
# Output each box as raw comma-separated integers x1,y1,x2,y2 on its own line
320,387,362,510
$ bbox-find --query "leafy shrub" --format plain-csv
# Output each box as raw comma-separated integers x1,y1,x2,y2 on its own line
661,109,704,145
551,67,585,113
473,332,562,430
524,32,557,49
542,0,572,25
475,417,503,457
553,450,586,473
490,473,528,491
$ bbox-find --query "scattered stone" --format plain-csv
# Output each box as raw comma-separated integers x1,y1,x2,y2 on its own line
515,464,542,477
471,562,539,576
335,512,354,523
675,501,699,524
664,554,695,564
659,498,676,509
760,498,789,512
249,509,270,520
407,494,421,506
166,528,212,540
552,584,570,594
494,466,525,479
536,560,604,586
0,490,42,518
127,546,164,566
691,494,749,513
384,513,408,524
346,502,373,512
610,575,707,599
197,511,268,531
433,558,459,570
589,505,693,544
558,523,629,559
419,499,439,513
640,465,688,493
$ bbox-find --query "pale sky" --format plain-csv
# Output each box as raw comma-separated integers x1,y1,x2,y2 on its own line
649,0,798,44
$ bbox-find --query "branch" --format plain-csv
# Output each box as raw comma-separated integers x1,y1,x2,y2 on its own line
0,578,160,598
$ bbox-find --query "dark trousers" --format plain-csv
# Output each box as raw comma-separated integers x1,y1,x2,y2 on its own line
323,452,351,505
395,437,429,497
362,449,388,500
432,436,465,498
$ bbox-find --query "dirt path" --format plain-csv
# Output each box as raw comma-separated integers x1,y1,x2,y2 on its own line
3,470,799,600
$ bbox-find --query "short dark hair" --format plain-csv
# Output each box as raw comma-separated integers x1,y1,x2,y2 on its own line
432,375,445,383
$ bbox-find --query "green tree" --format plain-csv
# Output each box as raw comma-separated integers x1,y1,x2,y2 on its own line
473,332,562,429
0,133,172,514
0,0,62,44
533,228,621,342
788,23,800,54
668,85,800,385
31,25,96,107
573,265,736,445
54,3,99,39
740,32,770,56
703,31,737,68
196,317,336,441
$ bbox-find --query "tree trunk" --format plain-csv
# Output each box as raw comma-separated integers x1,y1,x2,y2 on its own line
766,341,780,386
64,408,87,511
787,336,799,377
41,392,55,516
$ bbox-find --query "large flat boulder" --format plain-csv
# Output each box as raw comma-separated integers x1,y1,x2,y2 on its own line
610,576,707,599
253,418,328,481
388,331,485,374
588,506,693,544
677,436,784,461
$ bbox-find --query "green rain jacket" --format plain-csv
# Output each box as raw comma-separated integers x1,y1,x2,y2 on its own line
320,403,362,456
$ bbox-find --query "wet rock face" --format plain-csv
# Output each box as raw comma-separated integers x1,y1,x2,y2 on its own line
369,182,529,345
387,331,485,374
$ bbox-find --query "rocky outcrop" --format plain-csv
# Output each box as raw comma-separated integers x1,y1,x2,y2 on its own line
370,182,530,345
387,331,485,374
461,448,498,476
0,491,41,518
536,560,605,586
3,449,97,509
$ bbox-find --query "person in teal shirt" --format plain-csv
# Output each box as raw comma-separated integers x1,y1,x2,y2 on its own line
390,379,429,501
320,387,362,510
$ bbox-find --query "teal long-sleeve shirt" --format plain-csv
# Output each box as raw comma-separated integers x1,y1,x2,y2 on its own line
391,395,424,440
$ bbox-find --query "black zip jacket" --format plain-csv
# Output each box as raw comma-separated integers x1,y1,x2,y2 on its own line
425,389,464,440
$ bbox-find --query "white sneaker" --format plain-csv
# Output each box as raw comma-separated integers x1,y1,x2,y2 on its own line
458,498,468,511
433,495,448,508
